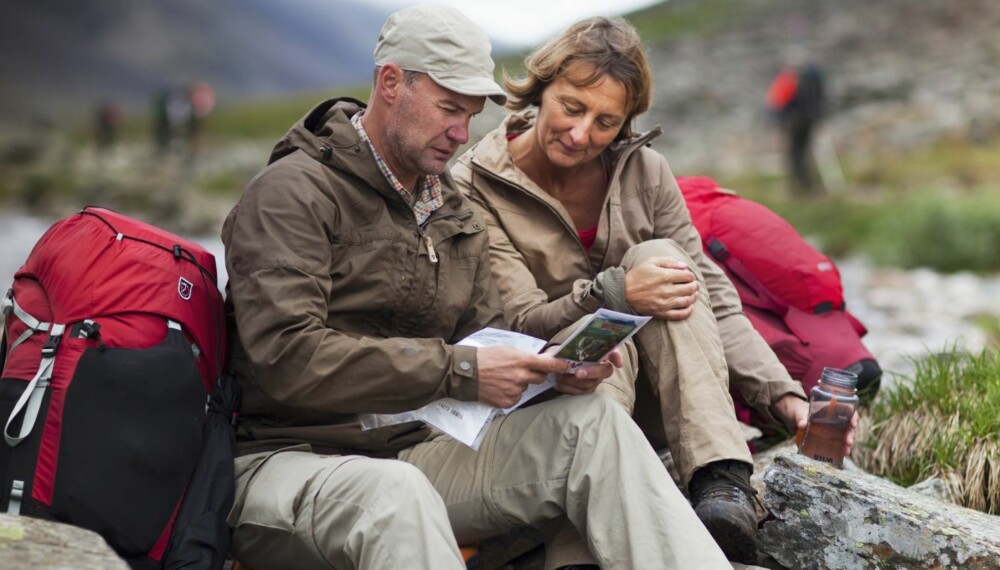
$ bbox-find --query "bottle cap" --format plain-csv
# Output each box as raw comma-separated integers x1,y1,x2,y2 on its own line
821,367,858,390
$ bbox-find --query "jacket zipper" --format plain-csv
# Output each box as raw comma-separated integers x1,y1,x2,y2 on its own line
419,209,475,266
422,234,438,264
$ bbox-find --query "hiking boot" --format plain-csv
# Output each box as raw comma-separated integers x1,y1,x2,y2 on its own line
688,460,759,564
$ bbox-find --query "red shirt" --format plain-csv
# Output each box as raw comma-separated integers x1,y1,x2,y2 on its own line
506,132,602,251
577,225,598,251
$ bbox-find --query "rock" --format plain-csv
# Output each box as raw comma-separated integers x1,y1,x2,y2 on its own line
759,453,1000,569
0,513,128,569
751,440,799,518
908,476,956,505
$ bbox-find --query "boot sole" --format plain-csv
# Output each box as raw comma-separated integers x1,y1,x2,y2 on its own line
701,516,758,564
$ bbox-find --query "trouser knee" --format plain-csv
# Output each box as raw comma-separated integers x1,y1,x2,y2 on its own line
596,338,638,414
622,239,702,279
332,460,441,514
554,393,639,440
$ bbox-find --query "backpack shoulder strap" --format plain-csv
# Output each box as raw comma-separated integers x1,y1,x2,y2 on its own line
705,237,789,316
1,328,7,374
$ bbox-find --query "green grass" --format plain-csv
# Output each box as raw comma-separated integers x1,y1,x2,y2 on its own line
865,189,1000,273
717,137,1000,273
854,348,1000,513
67,85,372,146
204,85,369,141
627,0,754,42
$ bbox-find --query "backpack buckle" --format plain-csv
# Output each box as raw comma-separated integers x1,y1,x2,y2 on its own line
41,333,63,358
1,289,12,316
74,319,102,340
707,239,730,262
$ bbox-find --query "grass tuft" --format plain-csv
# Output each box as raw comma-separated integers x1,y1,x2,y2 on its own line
853,348,1000,514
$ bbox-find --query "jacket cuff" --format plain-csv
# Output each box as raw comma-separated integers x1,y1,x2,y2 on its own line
448,344,480,402
592,267,636,314
757,383,808,425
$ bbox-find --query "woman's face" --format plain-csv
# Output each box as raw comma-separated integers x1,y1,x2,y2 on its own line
533,66,628,169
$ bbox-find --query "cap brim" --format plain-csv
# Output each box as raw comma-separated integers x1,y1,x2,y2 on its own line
428,72,507,105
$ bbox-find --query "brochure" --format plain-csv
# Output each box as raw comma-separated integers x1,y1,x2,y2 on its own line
358,328,546,448
359,311,650,449
551,308,651,369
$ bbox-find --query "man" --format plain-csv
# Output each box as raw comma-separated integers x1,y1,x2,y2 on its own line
222,6,730,569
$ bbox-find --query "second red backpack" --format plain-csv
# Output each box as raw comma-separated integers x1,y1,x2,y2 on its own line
677,177,881,402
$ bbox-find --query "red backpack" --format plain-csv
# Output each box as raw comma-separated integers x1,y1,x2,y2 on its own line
677,177,881,405
1,207,237,568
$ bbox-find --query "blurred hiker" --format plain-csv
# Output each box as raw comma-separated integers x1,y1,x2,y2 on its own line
767,61,826,196
95,100,126,150
186,81,215,158
152,86,193,155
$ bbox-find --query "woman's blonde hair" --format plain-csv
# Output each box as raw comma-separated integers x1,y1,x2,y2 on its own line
504,17,652,140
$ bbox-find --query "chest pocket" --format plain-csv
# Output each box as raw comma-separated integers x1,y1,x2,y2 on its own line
328,227,412,334
399,211,487,338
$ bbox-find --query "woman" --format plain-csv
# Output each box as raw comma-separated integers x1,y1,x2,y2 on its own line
452,17,819,564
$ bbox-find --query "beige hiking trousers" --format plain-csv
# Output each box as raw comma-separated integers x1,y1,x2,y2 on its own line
399,394,730,569
228,449,465,570
624,239,753,486
545,239,754,568
228,393,729,569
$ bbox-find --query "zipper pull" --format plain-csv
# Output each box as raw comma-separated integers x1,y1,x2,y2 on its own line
423,235,439,264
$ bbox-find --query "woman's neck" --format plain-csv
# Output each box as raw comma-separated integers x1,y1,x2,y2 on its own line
507,125,609,230
508,126,598,200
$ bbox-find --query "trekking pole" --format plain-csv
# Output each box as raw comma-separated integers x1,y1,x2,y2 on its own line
813,130,847,193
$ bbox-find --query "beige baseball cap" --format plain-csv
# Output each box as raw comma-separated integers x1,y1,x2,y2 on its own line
374,5,507,105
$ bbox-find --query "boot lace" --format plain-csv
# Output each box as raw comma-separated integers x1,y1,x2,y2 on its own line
698,467,766,514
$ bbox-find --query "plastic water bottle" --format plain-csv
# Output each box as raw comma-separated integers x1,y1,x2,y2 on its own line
797,367,859,468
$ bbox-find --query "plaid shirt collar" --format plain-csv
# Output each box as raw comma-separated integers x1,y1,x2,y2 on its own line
352,112,443,226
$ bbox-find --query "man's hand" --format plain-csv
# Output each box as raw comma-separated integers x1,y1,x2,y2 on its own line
476,346,572,408
773,393,860,456
552,349,625,395
624,257,699,320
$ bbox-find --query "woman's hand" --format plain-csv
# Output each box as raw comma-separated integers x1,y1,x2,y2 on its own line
772,394,859,457
624,257,700,320
553,349,625,395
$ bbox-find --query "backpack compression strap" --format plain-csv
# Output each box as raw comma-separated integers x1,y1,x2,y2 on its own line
2,291,65,448
3,289,53,354
4,323,64,447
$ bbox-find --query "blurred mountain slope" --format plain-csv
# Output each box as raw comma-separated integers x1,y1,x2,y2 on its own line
0,0,390,123
625,0,1000,175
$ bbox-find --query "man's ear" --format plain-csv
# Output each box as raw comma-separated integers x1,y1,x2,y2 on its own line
375,63,404,105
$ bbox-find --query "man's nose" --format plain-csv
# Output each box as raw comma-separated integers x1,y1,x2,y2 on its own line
446,120,470,145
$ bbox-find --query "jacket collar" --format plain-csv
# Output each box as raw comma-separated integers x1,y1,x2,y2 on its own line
270,97,467,217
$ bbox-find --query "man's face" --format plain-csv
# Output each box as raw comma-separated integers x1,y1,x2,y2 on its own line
384,73,486,184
